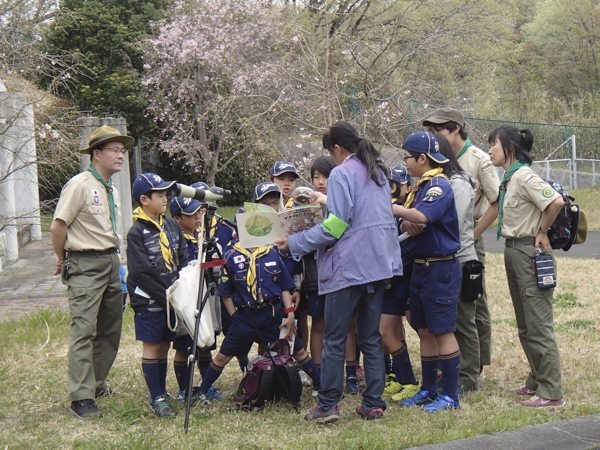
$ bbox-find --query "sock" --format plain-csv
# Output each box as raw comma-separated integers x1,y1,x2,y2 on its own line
298,355,321,388
440,350,461,400
346,360,357,379
391,346,417,385
238,356,249,373
384,353,393,375
142,358,163,401
158,358,167,394
421,356,440,394
197,354,212,377
316,363,322,371
174,360,188,392
200,361,224,393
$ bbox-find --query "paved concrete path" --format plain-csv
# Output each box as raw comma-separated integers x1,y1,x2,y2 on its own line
405,413,600,450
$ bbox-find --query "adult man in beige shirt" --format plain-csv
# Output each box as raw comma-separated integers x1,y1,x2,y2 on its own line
51,126,133,419
424,109,499,391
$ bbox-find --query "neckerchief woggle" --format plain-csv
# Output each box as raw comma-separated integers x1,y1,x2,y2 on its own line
497,160,529,240
88,164,117,238
404,168,447,209
232,243,271,302
132,207,176,271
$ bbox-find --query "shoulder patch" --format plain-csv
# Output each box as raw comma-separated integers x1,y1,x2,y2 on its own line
525,174,539,184
481,160,494,172
426,186,443,196
542,187,555,198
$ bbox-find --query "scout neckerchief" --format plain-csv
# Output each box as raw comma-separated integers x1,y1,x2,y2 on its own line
232,243,271,301
497,160,529,240
404,168,447,209
184,229,199,260
284,196,294,209
88,164,117,238
132,207,176,271
456,138,472,160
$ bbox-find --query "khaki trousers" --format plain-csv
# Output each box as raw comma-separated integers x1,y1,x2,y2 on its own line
455,260,480,390
474,234,492,366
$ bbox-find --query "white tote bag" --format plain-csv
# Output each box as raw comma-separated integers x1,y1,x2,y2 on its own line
166,259,215,349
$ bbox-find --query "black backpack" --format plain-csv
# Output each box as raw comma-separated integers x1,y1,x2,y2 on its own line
233,339,302,409
543,180,580,251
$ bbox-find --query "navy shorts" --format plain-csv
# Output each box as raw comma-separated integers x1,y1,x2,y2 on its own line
173,333,217,352
134,310,177,343
382,276,410,316
219,303,303,357
297,290,308,312
409,258,461,334
304,290,326,318
221,298,232,336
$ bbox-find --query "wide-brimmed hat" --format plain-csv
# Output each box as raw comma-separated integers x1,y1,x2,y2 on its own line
422,108,465,129
81,125,134,154
402,131,449,164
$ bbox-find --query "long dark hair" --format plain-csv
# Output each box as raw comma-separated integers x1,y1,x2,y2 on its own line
488,125,534,165
310,156,335,179
322,122,388,186
434,133,466,177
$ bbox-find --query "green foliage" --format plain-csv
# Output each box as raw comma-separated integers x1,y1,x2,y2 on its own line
40,0,168,138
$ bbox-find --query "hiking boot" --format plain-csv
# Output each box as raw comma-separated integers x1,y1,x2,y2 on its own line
423,394,459,412
150,396,176,417
346,376,362,394
400,389,438,407
508,386,536,396
391,383,421,402
356,404,384,421
383,374,402,395
304,404,339,423
69,399,102,419
520,396,565,408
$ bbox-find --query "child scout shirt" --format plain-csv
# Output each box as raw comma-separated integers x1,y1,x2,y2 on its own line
287,157,402,295
406,176,460,258
457,143,500,220
500,167,562,239
54,171,121,251
218,248,296,307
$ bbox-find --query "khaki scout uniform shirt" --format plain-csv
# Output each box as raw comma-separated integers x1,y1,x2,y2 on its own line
501,167,561,239
54,171,122,251
458,145,500,220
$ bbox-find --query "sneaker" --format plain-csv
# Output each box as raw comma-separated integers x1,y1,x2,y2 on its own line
176,389,186,403
356,363,364,379
391,383,421,402
299,368,311,386
150,396,176,417
346,376,362,394
206,387,224,400
161,391,178,406
356,404,384,421
312,384,320,397
520,396,565,408
400,389,438,407
423,394,459,412
508,386,536,396
69,399,102,419
304,404,340,423
190,387,211,406
383,374,402,395
95,387,116,398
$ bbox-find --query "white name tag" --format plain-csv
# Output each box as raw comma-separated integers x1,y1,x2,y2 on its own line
265,261,277,267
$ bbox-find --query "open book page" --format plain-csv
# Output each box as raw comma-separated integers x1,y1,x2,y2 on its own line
278,204,324,237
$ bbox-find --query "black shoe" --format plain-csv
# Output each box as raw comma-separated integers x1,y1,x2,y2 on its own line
70,399,103,419
95,387,116,398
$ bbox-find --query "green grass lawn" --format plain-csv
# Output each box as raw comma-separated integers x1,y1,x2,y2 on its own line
1,254,599,449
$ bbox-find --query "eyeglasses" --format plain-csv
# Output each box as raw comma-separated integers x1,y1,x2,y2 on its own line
104,147,128,155
403,155,416,162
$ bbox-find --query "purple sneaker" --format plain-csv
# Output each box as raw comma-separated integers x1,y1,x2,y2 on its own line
356,404,384,421
304,404,340,423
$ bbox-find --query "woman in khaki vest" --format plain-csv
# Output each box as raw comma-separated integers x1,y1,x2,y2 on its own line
488,125,565,407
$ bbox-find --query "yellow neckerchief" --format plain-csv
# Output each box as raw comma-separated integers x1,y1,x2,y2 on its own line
133,207,175,271
232,242,272,301
392,197,398,204
404,168,447,209
183,230,197,244
284,196,294,209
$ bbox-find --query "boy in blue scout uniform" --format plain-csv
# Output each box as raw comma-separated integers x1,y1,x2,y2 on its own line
197,182,321,401
382,166,420,401
127,173,188,417
169,196,224,403
392,132,462,412
269,161,300,210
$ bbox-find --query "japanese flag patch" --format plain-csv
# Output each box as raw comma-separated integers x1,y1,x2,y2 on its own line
233,255,245,264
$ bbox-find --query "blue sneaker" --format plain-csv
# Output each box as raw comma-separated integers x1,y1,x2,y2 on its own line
422,394,459,412
206,387,224,400
400,390,438,407
346,376,362,394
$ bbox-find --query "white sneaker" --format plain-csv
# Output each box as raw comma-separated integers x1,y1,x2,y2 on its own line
298,368,311,386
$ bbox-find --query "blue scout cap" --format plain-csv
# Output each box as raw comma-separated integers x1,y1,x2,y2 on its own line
252,182,281,202
191,181,209,190
270,161,299,178
391,165,410,184
402,131,449,164
132,173,176,202
169,196,203,217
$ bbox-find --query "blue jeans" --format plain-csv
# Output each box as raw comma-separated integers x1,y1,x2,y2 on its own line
319,281,387,411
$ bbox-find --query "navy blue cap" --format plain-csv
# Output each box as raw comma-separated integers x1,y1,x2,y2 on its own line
169,197,203,217
132,173,176,202
270,161,299,178
191,181,209,190
252,182,281,202
391,165,410,184
402,131,448,164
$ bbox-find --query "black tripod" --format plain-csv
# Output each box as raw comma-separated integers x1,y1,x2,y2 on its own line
183,206,298,432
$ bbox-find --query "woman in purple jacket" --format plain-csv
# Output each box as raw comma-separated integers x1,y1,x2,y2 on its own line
277,122,402,422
